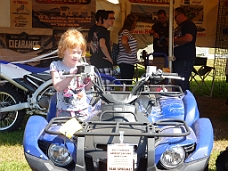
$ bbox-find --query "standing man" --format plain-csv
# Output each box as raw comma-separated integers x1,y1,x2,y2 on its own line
173,7,197,92
90,10,115,90
87,10,105,65
150,9,169,56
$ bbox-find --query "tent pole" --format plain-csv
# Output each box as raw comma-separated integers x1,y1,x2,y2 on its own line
168,0,174,83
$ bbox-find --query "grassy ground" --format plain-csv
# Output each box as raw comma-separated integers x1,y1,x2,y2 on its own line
0,130,31,171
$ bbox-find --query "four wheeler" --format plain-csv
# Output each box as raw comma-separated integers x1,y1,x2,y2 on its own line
23,67,213,171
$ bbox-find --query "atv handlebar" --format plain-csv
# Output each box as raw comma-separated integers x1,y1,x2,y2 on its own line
130,69,184,96
148,69,184,81
61,65,184,104
61,64,95,77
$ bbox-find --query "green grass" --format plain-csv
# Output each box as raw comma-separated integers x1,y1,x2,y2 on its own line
0,130,31,171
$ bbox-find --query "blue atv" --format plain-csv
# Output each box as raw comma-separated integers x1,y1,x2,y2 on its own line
23,69,213,171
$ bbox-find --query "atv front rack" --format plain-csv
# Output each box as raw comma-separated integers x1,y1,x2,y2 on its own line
45,118,191,171
45,117,191,137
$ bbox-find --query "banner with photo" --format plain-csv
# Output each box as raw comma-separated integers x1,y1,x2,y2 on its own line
129,0,170,48
131,4,169,35
175,0,217,47
179,0,206,37
32,0,95,29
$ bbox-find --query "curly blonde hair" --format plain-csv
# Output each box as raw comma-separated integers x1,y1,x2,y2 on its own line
58,28,87,58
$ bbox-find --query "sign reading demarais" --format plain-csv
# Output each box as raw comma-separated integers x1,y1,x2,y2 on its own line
35,0,91,4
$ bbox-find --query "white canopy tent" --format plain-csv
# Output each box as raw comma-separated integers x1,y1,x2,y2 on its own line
0,0,219,62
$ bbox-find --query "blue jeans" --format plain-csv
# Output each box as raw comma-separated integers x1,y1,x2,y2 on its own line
172,60,194,92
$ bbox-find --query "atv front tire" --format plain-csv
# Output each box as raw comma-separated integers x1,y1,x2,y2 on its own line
216,148,228,171
0,85,26,132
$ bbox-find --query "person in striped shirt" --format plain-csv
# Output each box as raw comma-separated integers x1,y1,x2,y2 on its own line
117,14,138,87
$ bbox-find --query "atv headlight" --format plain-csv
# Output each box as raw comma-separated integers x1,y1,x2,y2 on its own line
160,146,185,169
48,144,73,166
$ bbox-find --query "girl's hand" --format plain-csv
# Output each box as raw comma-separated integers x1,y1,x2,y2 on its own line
70,68,77,74
83,77,91,86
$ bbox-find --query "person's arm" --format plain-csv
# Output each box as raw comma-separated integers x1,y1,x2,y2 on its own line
150,29,155,36
51,66,78,92
51,70,74,92
99,38,113,64
150,24,160,39
174,33,193,46
150,29,160,39
89,41,95,53
121,35,131,53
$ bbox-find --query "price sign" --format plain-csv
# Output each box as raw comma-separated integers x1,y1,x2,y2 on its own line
107,144,134,171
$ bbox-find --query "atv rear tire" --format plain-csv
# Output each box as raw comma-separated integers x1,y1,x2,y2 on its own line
0,85,26,132
216,148,228,171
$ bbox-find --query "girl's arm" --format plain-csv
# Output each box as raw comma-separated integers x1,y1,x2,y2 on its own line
51,70,73,92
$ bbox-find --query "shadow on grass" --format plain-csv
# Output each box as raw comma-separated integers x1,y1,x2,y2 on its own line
0,129,24,145
190,79,228,98
0,114,31,145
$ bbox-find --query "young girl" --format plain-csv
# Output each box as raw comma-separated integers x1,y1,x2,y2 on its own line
50,28,93,121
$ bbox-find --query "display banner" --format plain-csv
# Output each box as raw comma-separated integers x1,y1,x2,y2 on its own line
131,3,169,35
10,0,32,28
179,0,206,37
32,0,95,29
0,28,53,62
129,0,169,5
129,0,170,48
175,0,217,46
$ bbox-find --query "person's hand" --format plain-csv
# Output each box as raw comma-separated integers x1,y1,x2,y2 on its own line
70,68,77,74
103,56,113,64
125,49,131,54
110,40,113,47
83,77,91,86
153,33,160,39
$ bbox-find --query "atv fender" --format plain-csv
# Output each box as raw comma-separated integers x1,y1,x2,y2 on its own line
183,90,200,126
185,118,214,162
23,115,49,160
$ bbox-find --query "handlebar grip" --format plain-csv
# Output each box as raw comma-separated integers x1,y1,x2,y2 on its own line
62,72,70,75
162,75,185,80
162,72,178,76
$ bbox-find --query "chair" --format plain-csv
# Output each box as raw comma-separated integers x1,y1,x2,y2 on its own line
146,53,169,70
190,57,215,98
144,53,169,84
